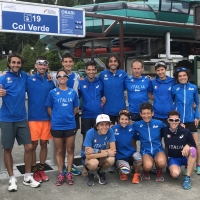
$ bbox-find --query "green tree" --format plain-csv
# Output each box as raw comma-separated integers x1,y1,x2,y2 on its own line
34,40,46,58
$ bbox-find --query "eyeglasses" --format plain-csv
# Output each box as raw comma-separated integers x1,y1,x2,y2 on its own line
176,67,186,72
35,60,49,66
119,110,130,115
155,62,166,67
56,74,69,78
168,118,180,122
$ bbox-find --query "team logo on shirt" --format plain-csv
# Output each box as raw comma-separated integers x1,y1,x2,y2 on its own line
104,74,108,80
142,79,145,82
140,124,143,127
114,129,119,135
56,92,60,95
168,86,171,90
131,79,134,82
68,91,72,95
32,78,36,81
153,125,158,128
6,77,13,84
96,85,99,88
83,85,87,88
167,134,171,138
155,86,158,89
119,74,122,77
94,139,98,143
188,87,194,90
176,87,180,91
179,134,184,139
129,128,132,132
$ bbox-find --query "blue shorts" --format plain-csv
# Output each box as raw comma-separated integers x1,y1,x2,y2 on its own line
168,157,187,167
142,150,165,159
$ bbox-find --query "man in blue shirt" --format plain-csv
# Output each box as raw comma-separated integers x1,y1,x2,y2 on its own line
26,56,54,183
79,61,104,142
99,54,127,125
125,60,151,122
0,54,40,192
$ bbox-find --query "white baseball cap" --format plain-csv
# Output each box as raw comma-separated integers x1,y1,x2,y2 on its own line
96,114,111,124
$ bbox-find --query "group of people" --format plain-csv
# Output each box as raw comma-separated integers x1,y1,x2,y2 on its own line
0,52,199,192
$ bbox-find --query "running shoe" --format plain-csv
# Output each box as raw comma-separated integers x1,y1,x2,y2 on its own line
132,173,141,184
23,175,40,188
33,171,42,183
142,171,150,180
108,165,116,173
66,173,74,185
56,174,65,186
155,169,164,182
97,169,107,185
86,172,95,186
39,171,49,182
195,166,200,175
182,176,191,190
120,173,128,181
69,164,82,176
8,178,17,192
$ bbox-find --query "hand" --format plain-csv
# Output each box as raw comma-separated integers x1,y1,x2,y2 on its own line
80,76,85,80
85,147,94,155
181,144,190,157
192,102,196,109
101,96,106,105
147,75,152,80
180,123,185,128
194,118,199,128
0,84,6,97
107,149,116,157
47,74,53,81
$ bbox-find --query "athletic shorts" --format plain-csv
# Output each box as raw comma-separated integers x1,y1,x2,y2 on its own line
81,118,96,135
142,149,165,159
29,121,52,141
109,115,118,125
184,122,197,133
0,120,31,149
130,113,142,122
51,129,76,138
168,157,187,167
75,113,80,130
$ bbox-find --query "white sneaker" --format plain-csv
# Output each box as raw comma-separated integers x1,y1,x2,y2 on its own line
8,178,17,192
23,175,40,188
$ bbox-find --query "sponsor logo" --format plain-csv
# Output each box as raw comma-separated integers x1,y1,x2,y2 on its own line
176,87,180,91
140,124,143,127
44,9,56,15
153,125,158,128
3,5,16,10
142,79,145,82
56,92,60,95
119,74,122,77
83,85,87,88
94,139,97,143
32,78,36,81
131,79,134,82
7,77,13,84
129,128,132,132
96,85,99,88
155,86,158,89
168,86,171,90
167,134,171,138
188,87,194,90
179,134,184,139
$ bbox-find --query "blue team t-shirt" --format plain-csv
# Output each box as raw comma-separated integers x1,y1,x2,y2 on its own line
81,128,116,157
45,87,79,130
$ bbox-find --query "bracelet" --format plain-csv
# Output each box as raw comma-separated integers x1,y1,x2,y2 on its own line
106,151,109,157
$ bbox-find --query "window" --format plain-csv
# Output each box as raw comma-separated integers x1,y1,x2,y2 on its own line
82,6,94,12
127,3,151,11
96,3,123,11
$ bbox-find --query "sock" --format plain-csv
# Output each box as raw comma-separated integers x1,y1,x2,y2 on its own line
39,163,45,171
186,175,190,178
99,168,105,173
24,173,31,179
9,176,15,180
32,165,38,173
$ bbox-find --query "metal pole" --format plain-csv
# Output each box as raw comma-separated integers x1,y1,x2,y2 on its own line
49,139,56,165
166,32,172,60
119,20,124,69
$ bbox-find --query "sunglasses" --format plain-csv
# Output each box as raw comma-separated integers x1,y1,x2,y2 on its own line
176,67,186,72
155,62,166,67
56,74,69,78
119,109,130,115
168,118,180,122
36,60,49,66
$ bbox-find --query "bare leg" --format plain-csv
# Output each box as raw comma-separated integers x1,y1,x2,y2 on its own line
32,141,38,166
142,154,154,171
40,140,48,164
99,157,115,171
24,144,33,173
154,152,167,169
4,148,14,176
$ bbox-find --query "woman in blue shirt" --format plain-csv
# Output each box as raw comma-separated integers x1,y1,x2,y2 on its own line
112,110,142,184
45,69,79,186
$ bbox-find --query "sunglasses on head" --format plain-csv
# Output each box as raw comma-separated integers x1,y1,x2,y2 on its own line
119,109,130,115
155,61,166,67
35,60,49,66
176,67,186,72
56,74,68,78
168,118,180,122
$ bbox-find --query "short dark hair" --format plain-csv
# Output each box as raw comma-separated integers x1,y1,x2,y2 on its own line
173,67,190,82
106,53,120,70
168,110,180,118
36,56,47,61
155,60,167,70
85,61,96,69
131,59,144,68
140,102,153,112
61,53,74,62
119,109,130,120
7,53,24,68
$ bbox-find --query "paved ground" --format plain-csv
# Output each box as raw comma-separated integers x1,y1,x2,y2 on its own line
1,129,200,199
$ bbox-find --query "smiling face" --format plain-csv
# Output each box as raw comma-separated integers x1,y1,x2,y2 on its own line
178,71,188,84
140,109,154,123
35,60,48,75
156,66,167,80
86,65,96,80
8,57,22,73
119,114,129,128
131,61,143,78
57,71,68,85
62,57,74,73
107,56,119,72
168,115,180,130
97,122,110,135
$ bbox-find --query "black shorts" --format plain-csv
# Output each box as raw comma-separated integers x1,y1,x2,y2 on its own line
81,118,96,135
184,122,197,133
109,115,118,125
75,113,80,130
51,129,76,138
130,113,142,122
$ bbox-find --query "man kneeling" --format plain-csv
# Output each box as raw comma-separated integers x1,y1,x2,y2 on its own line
162,110,196,190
